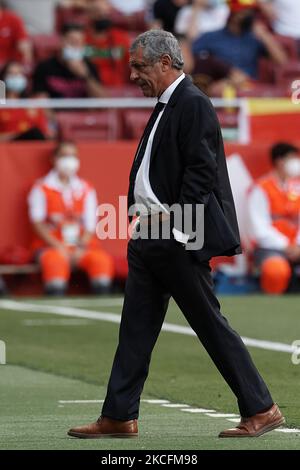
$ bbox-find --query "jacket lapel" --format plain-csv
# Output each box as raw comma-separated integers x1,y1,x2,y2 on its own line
150,76,191,164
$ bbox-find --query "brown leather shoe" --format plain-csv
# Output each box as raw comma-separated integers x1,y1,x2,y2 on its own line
219,404,285,438
67,416,138,439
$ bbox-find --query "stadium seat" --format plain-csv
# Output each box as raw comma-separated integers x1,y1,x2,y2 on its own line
237,83,288,98
56,110,122,141
258,36,298,84
122,109,152,139
104,86,143,97
274,34,298,60
274,61,300,89
110,11,147,32
55,5,89,33
32,34,61,61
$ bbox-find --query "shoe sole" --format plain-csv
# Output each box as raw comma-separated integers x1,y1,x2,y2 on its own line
67,431,138,439
218,417,286,438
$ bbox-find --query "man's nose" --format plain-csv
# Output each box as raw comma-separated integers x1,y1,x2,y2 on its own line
130,69,139,82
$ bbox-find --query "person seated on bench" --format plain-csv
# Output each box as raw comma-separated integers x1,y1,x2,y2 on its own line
28,140,115,295
248,142,300,294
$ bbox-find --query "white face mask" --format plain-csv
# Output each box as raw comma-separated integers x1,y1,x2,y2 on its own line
55,156,80,177
62,46,85,61
5,74,27,93
284,158,300,178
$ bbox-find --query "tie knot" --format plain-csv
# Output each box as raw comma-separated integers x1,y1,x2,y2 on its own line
155,102,165,113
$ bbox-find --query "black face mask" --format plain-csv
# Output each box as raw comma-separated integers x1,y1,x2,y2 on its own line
93,19,112,32
240,13,255,33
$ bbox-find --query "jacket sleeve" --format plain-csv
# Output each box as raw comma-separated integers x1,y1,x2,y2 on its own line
178,95,218,205
175,95,219,237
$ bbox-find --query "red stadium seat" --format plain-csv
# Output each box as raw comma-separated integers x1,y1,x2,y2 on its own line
32,34,61,62
274,61,300,89
56,110,122,141
55,5,89,33
110,11,147,32
122,109,151,139
237,83,288,97
274,34,298,60
258,36,298,84
258,58,275,83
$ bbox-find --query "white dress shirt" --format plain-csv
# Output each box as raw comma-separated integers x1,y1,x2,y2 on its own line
134,73,189,244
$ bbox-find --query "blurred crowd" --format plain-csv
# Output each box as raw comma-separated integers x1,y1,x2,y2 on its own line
0,0,300,141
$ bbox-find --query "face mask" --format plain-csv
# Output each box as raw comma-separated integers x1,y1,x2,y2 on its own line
93,19,112,32
62,46,85,61
5,75,27,93
284,158,300,178
55,156,80,177
240,13,255,32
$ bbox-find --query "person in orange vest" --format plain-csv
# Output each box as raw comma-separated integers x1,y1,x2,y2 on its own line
28,141,115,295
248,142,300,294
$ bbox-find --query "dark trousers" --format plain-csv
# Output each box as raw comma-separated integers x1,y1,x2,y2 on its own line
102,235,273,420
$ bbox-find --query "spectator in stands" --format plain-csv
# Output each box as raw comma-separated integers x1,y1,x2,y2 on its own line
0,61,49,141
175,0,229,41
32,23,104,98
28,140,115,296
151,0,189,34
248,142,300,294
0,0,33,67
85,0,131,86
259,0,300,44
192,0,287,81
191,54,250,96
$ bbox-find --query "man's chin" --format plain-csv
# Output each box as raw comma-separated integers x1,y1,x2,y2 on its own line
140,87,154,97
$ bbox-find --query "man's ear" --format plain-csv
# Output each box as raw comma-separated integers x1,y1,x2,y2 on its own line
160,54,172,71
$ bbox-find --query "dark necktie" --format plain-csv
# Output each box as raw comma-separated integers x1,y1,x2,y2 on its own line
128,101,165,217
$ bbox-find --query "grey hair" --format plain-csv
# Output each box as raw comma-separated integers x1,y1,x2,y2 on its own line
130,30,184,70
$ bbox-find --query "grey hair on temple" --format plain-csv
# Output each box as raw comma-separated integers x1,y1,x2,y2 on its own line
130,30,184,70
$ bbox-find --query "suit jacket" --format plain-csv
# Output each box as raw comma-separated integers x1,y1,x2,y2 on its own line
128,76,241,261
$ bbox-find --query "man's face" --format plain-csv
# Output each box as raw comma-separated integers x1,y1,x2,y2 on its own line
129,47,165,98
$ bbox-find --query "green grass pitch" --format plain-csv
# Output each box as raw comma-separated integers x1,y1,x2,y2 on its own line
0,295,300,450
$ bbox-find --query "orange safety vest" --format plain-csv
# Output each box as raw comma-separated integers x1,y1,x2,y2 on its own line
257,175,300,245
31,180,98,252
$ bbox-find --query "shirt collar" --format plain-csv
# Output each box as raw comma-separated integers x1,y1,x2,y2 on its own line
158,73,185,105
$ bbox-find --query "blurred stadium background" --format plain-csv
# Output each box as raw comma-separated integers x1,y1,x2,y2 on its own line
1,0,300,450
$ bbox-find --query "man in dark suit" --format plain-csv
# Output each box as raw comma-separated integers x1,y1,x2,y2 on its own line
68,30,285,439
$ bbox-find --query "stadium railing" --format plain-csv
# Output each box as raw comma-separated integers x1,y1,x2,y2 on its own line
0,97,250,144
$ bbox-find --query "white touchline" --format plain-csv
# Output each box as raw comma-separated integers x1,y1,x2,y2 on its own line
161,403,190,408
275,429,300,433
0,299,298,355
29,298,125,308
59,400,104,404
57,398,300,434
23,319,92,326
143,399,170,404
59,399,169,405
181,408,216,413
